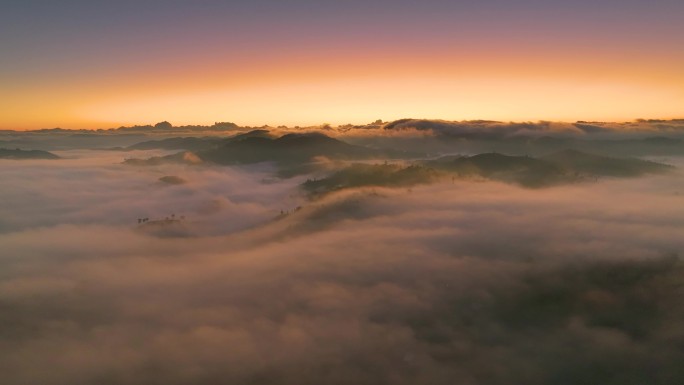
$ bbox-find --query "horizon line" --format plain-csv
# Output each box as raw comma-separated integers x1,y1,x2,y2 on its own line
4,117,684,132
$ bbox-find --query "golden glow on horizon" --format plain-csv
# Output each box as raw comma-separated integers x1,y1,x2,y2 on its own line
80,74,684,128
2,51,683,130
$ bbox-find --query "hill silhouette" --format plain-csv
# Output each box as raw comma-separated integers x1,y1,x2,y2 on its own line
0,148,59,160
542,149,674,177
302,164,439,196
198,132,377,165
123,130,274,152
125,132,385,167
127,137,220,152
302,150,676,193
425,150,673,187
425,153,575,187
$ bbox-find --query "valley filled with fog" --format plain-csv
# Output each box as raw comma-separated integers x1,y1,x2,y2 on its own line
2,120,684,384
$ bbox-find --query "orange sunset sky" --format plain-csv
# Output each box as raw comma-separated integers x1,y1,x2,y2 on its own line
1,0,683,130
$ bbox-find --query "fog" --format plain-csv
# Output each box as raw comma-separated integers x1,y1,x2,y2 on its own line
1,139,684,384
0,150,305,235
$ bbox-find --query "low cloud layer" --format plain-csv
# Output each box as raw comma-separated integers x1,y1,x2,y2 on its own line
1,148,684,384
0,150,305,235
380,118,684,139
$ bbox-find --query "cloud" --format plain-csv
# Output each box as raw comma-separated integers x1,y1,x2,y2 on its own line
1,148,684,384
378,118,684,140
382,119,581,138
0,150,306,235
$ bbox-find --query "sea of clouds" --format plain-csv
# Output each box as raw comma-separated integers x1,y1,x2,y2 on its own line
1,149,684,384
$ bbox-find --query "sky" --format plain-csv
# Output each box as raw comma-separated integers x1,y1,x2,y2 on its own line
1,0,683,130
